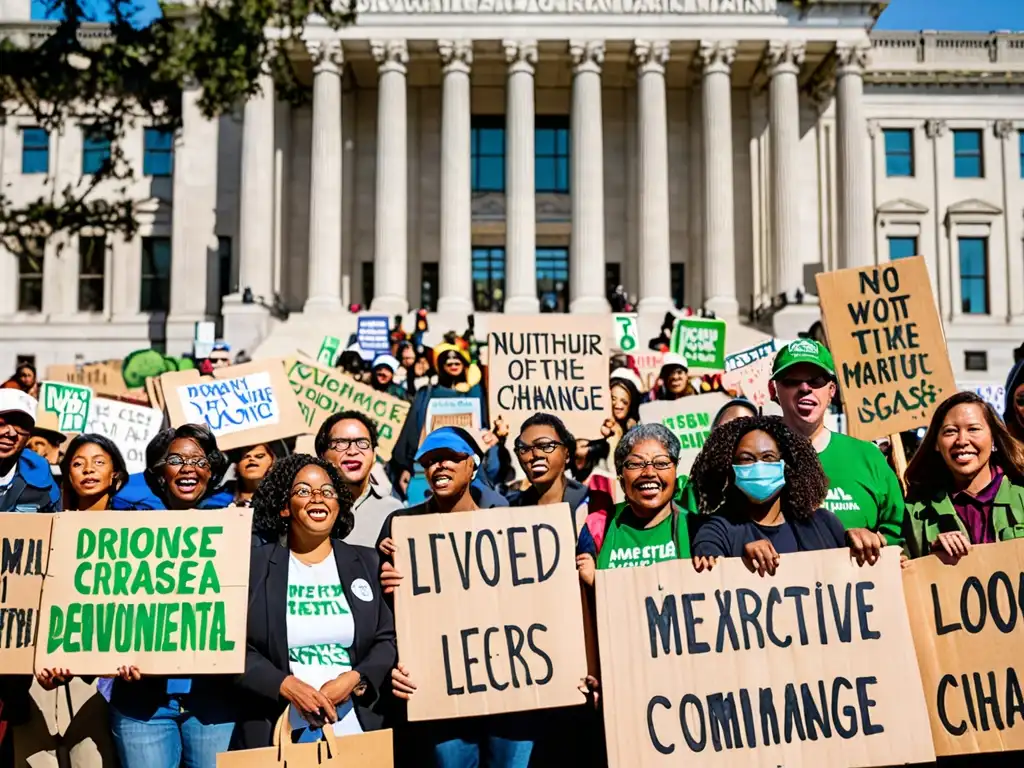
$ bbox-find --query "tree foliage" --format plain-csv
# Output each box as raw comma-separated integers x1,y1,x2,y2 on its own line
0,0,354,255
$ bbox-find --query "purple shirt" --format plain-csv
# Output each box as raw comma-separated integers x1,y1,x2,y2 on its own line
952,466,1004,544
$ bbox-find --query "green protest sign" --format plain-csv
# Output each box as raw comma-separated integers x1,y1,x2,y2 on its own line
316,335,342,366
669,317,727,371
35,509,251,675
612,314,640,353
639,393,730,475
38,382,92,432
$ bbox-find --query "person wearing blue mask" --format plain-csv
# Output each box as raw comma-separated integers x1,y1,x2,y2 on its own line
688,415,885,575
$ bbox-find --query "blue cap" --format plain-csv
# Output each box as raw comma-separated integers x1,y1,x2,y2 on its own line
415,427,478,466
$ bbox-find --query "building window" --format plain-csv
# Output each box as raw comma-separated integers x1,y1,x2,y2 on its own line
953,130,984,178
141,236,172,312
535,117,569,194
883,129,914,177
964,351,988,372
143,128,174,177
217,236,233,299
78,236,106,312
887,236,918,261
21,128,49,175
958,237,989,314
537,247,569,312
421,262,439,312
471,117,505,193
671,263,686,309
17,240,44,313
361,262,374,308
82,129,112,175
472,247,505,311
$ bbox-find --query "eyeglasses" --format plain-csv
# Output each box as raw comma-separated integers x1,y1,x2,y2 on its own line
164,455,210,470
513,441,564,457
622,457,676,472
291,485,338,500
777,375,831,390
327,437,372,452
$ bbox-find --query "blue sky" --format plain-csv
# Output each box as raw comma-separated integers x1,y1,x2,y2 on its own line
30,0,1024,30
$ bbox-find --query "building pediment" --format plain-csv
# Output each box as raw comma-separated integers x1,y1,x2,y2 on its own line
946,198,1003,217
876,198,929,216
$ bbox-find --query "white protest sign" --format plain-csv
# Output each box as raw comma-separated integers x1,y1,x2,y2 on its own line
176,371,280,438
85,398,164,474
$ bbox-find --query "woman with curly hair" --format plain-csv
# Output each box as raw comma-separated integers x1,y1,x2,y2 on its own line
232,454,396,751
689,416,885,575
904,391,1024,561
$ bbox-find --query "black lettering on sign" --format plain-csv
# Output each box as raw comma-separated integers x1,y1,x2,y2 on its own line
1,537,44,577
936,667,1024,737
437,623,554,697
930,570,1024,637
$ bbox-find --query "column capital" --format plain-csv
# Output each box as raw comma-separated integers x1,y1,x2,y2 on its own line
371,39,409,75
633,40,670,75
835,40,870,75
925,118,947,139
569,40,604,75
766,40,805,77
306,39,344,75
438,39,473,74
994,119,1015,140
503,39,538,74
697,40,736,76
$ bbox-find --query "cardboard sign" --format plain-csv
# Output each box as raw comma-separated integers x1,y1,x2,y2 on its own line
961,383,1006,415
391,504,587,721
902,540,1024,756
217,727,394,768
85,398,164,474
816,257,956,442
36,509,252,675
612,314,641,353
487,315,611,443
724,340,779,373
597,549,935,768
38,382,92,433
670,317,727,372
45,360,146,403
316,335,342,367
285,357,410,462
721,354,776,410
639,393,730,475
425,398,482,435
357,316,391,362
631,352,665,393
162,359,306,451
0,514,53,673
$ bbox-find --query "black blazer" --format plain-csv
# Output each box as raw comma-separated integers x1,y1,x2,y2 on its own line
230,539,397,750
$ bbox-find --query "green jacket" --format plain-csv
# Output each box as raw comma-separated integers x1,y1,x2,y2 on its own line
903,476,1024,559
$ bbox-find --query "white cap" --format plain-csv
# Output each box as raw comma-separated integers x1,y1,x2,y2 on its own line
0,389,37,424
661,353,689,371
610,367,644,391
372,354,400,373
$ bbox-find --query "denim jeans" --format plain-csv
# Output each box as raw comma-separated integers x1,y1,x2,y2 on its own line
110,697,234,768
433,734,533,768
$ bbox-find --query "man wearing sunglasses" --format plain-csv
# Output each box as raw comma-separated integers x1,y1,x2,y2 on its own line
768,339,904,546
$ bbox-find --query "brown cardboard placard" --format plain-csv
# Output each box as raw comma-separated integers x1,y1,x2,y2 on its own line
639,393,731,475
293,434,316,455
145,375,165,414
816,256,956,442
391,504,587,721
217,722,393,768
597,549,935,768
45,361,147,404
162,359,307,452
36,509,252,675
0,514,54,673
902,540,1024,756
487,315,611,444
285,357,410,462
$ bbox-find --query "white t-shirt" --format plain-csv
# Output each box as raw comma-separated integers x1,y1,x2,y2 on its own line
286,553,363,736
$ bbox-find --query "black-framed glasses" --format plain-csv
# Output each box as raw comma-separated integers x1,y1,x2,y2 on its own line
164,455,210,470
777,375,831,390
291,485,338,500
513,441,564,457
622,457,676,472
327,437,372,452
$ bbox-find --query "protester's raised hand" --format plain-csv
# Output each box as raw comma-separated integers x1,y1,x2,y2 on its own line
576,553,595,587
380,561,404,593
578,674,600,708
846,528,885,566
116,666,142,682
742,540,779,576
932,531,970,563
481,431,498,449
281,675,337,726
692,555,718,573
600,418,615,440
379,537,397,557
36,668,72,690
391,663,417,700
492,416,509,440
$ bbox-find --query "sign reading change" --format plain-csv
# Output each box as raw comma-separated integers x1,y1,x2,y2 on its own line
37,509,251,675
816,256,956,442
0,514,53,673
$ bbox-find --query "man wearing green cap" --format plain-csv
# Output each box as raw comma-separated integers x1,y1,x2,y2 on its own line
769,339,905,546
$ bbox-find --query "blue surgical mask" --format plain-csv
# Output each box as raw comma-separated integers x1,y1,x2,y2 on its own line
732,461,786,504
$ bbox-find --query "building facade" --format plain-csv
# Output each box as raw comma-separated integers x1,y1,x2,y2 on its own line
1,0,1022,383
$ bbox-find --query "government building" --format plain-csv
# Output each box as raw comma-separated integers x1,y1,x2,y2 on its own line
0,0,1022,388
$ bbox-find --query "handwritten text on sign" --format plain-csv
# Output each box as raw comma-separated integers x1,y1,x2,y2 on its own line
597,550,935,767
0,514,53,673
639,393,730,476
178,372,280,437
86,398,163,474
392,504,587,721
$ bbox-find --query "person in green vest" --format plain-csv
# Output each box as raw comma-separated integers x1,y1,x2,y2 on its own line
904,391,1024,560
768,339,906,546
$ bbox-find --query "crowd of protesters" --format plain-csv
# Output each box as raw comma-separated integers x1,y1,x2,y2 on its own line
0,324,1022,768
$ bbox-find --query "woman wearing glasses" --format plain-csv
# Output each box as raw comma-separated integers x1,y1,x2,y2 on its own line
234,454,395,749
107,424,237,768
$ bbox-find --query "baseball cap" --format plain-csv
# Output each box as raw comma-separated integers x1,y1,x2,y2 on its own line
414,426,480,466
372,354,400,373
771,339,836,380
660,353,689,372
0,390,37,425
610,367,644,392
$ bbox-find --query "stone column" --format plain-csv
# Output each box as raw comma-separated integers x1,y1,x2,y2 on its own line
370,39,409,316
503,39,539,314
634,40,672,316
569,40,609,314
699,40,739,318
237,71,275,303
835,41,872,270
305,40,345,313
437,40,474,317
767,41,805,300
